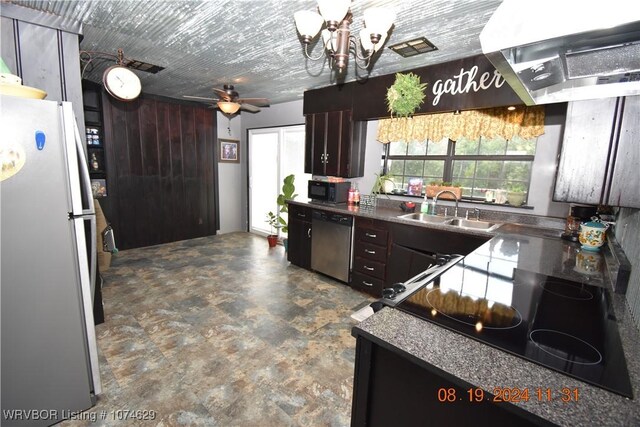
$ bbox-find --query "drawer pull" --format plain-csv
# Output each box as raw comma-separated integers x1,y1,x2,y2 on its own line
365,233,377,238
307,228,311,238
362,281,373,287
364,249,376,254
364,265,374,271
298,213,306,218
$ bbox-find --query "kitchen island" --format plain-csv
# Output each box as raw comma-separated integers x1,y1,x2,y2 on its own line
349,232,639,427
288,199,638,425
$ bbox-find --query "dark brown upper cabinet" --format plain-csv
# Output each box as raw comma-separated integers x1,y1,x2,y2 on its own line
304,110,367,178
554,96,640,208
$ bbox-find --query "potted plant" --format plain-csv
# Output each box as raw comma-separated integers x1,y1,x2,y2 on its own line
425,181,462,200
371,173,395,196
265,212,281,248
265,174,297,250
386,72,428,118
507,183,527,206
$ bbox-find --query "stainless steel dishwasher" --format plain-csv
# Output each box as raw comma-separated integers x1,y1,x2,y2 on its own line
311,210,353,283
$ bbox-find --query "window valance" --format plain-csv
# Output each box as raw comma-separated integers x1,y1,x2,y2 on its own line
377,106,545,143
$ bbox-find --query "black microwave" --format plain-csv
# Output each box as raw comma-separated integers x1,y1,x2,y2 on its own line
308,180,351,203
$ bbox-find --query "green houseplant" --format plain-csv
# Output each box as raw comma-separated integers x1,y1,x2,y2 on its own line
265,174,297,249
371,173,395,196
386,72,428,118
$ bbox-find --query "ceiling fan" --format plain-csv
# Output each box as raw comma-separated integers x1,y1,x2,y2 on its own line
184,84,269,114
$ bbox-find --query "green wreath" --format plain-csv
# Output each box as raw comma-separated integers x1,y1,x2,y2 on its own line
386,72,427,118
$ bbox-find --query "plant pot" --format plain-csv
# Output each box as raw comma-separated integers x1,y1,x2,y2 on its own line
425,185,462,200
267,235,279,248
507,191,526,206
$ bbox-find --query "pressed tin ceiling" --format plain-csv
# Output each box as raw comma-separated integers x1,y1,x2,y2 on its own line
5,0,503,105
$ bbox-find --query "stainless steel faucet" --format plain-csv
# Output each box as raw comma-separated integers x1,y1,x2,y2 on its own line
434,190,459,217
474,208,480,221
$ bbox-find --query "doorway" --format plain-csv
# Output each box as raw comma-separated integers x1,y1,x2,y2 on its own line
248,125,309,236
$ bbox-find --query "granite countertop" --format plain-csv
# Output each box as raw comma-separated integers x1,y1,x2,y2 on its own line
288,200,639,425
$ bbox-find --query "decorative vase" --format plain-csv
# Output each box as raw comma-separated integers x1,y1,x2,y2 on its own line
267,235,278,248
578,221,608,251
283,238,289,252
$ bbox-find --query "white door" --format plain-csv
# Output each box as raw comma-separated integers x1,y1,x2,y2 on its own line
248,125,308,236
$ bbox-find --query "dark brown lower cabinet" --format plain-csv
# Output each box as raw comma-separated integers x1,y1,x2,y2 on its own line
351,335,554,427
287,204,312,269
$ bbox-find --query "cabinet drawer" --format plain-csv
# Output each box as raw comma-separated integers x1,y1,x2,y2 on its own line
351,271,384,297
288,204,311,221
355,227,388,247
353,256,386,280
353,240,387,262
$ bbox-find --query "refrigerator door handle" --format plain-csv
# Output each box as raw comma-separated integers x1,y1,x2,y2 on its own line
88,214,97,302
73,119,96,216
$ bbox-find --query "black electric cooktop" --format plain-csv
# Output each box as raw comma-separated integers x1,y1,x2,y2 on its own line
396,253,633,398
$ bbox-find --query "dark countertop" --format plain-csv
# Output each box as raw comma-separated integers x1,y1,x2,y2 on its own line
289,200,640,425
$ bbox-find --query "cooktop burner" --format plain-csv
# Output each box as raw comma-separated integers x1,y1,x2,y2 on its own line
529,329,603,365
396,260,633,398
425,288,522,330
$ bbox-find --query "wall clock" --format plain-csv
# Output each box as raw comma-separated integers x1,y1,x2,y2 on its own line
102,65,141,101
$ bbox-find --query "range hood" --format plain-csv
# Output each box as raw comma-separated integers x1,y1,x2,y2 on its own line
480,0,640,105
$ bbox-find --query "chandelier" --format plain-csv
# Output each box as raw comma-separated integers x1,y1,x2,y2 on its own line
294,0,395,73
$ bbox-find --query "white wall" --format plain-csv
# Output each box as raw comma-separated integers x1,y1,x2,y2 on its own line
216,112,242,233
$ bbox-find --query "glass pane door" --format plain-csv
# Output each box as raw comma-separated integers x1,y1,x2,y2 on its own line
248,125,308,237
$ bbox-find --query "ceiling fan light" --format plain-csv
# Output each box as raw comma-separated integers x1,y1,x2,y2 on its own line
317,0,350,26
218,101,241,114
294,10,324,40
363,7,395,37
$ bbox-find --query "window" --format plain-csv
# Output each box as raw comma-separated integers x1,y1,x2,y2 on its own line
383,135,537,202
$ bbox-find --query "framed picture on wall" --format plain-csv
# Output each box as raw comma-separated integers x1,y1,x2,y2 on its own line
219,139,240,163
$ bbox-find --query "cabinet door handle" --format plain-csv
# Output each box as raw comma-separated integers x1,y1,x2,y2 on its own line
364,265,374,271
365,233,377,238
307,228,311,238
298,213,306,218
362,281,373,287
364,249,376,254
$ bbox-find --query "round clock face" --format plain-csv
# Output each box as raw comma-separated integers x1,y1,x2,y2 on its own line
102,66,141,101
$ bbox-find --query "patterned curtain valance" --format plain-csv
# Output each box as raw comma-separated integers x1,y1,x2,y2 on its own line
376,106,545,143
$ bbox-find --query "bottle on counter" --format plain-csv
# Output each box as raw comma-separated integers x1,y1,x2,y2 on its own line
353,183,360,205
348,183,355,206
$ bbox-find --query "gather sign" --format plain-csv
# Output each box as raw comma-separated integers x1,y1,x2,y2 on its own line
431,66,506,106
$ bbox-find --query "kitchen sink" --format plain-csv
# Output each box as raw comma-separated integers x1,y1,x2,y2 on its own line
397,213,452,224
447,218,500,231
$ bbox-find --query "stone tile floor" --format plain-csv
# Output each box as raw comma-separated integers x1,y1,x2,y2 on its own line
61,232,373,426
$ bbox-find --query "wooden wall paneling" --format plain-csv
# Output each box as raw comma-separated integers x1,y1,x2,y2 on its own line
180,106,198,240
139,98,162,247
100,91,119,242
60,31,86,136
156,101,173,244
110,101,137,249
125,100,145,247
168,103,185,243
194,108,210,235
204,109,218,234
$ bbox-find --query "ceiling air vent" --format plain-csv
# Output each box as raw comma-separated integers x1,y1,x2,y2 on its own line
388,37,438,58
125,60,165,74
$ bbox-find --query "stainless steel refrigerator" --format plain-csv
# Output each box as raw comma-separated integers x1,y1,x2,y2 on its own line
1,95,102,426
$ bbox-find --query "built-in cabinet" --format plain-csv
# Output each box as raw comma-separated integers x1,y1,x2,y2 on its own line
352,218,390,297
287,204,312,269
304,110,367,178
82,80,108,198
554,96,640,208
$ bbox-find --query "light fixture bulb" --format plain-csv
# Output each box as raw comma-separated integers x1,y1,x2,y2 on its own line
363,7,395,37
322,29,336,51
294,10,324,40
317,0,350,27
218,101,241,114
359,28,374,52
